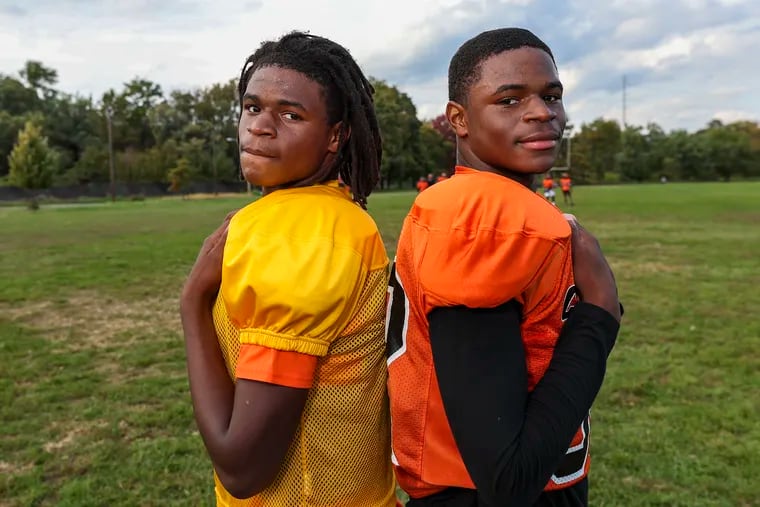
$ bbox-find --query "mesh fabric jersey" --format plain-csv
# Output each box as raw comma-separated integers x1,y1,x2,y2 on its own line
387,167,589,499
211,181,395,506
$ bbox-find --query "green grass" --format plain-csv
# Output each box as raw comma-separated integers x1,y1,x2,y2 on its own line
1,184,759,506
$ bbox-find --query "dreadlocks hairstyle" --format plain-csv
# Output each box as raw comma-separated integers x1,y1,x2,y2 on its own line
237,31,381,208
448,28,555,105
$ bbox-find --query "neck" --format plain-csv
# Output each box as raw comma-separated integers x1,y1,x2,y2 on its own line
456,148,535,189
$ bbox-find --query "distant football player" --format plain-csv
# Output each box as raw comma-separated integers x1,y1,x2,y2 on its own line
561,172,575,206
543,172,557,203
386,28,621,506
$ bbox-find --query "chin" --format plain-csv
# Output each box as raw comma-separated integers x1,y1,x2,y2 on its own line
508,165,553,175
522,159,557,174
241,169,267,187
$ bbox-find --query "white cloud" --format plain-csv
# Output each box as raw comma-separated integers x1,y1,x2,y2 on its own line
0,0,758,131
713,110,758,123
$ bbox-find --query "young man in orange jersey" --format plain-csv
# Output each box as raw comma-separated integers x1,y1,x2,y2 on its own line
386,28,622,506
543,172,557,203
561,172,574,206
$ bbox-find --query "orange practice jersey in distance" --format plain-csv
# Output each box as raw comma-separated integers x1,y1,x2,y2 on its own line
542,177,554,190
560,177,572,192
387,166,588,500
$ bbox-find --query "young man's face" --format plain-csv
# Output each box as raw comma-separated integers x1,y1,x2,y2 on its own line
238,66,340,193
448,47,566,183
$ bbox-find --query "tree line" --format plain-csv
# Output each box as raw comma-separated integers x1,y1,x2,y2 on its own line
1,60,758,194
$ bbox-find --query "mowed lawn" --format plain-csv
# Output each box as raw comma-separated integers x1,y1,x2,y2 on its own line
1,182,758,506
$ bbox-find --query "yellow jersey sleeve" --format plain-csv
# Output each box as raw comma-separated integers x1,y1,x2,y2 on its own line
219,185,386,358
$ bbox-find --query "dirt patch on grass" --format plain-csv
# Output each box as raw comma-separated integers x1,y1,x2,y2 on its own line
43,420,109,454
0,460,33,477
0,291,180,350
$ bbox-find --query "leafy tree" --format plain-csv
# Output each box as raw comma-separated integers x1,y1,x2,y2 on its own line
19,60,58,98
178,138,210,181
7,120,59,189
372,79,421,188
697,122,753,181
139,140,181,182
99,79,164,152
42,93,101,170
0,111,27,177
122,78,164,149
418,123,455,178
617,126,651,182
68,144,110,184
148,92,197,145
571,119,621,183
726,121,760,178
0,75,39,115
167,157,192,196
428,114,456,168
196,80,238,131
3,56,757,191
430,114,456,144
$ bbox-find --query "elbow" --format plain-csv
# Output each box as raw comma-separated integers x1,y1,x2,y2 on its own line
476,455,544,507
480,482,535,507
216,466,278,500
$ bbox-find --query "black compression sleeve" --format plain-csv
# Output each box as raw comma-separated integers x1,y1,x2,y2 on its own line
429,301,619,507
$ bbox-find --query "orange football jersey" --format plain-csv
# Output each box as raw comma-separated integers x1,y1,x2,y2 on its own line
387,166,588,499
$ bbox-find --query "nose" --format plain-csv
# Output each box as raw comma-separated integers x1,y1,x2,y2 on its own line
522,96,557,123
246,112,276,137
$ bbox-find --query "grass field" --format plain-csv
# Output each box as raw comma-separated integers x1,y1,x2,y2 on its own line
1,182,759,506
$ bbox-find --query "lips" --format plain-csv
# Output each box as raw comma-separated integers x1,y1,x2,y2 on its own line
242,147,275,158
517,132,560,151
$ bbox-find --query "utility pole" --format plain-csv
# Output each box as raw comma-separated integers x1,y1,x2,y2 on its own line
622,74,627,128
106,106,115,202
211,134,218,196
619,75,628,178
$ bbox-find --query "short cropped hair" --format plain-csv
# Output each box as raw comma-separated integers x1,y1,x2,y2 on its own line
448,28,555,104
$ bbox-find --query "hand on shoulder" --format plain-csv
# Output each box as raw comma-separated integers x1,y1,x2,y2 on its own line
565,214,621,322
181,210,237,309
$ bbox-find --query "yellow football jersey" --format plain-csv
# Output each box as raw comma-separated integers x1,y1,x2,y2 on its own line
211,181,395,506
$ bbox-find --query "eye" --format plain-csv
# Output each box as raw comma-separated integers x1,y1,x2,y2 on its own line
244,104,260,114
282,112,301,121
499,97,519,106
544,94,562,104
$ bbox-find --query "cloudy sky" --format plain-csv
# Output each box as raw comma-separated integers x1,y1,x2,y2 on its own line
1,0,758,132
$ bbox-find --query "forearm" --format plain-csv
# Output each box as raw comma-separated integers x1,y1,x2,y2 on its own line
521,302,617,446
431,302,619,506
180,294,240,470
490,302,618,503
181,293,311,498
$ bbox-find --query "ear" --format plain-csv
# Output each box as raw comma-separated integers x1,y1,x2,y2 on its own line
446,101,468,138
327,122,346,154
